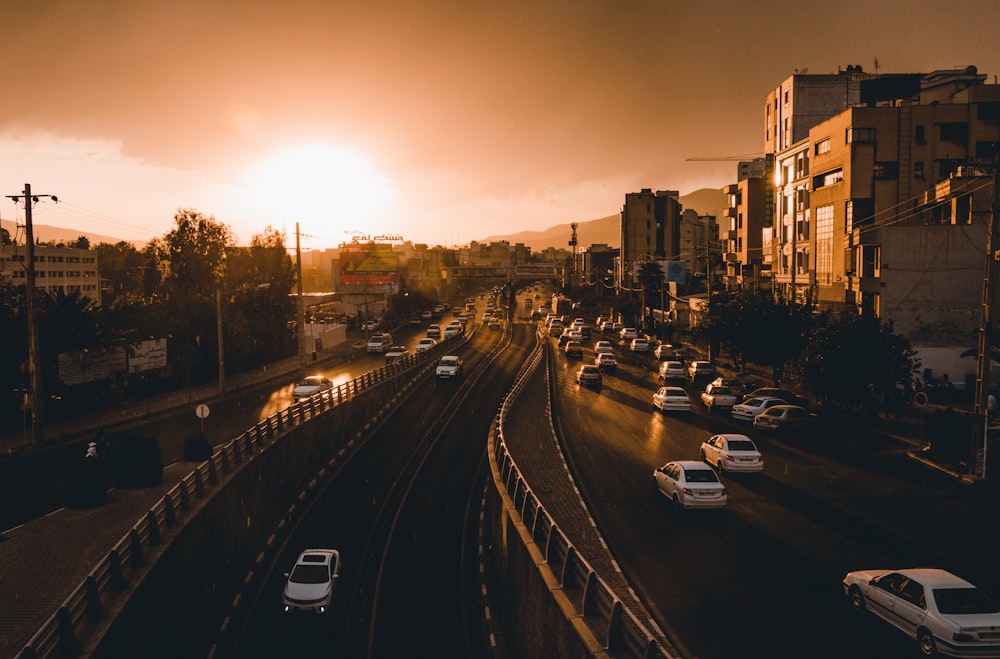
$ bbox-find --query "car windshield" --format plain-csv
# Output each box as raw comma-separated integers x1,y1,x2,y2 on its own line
289,564,329,584
933,587,1000,614
684,468,719,483
441,358,457,366
299,377,325,387
728,439,757,451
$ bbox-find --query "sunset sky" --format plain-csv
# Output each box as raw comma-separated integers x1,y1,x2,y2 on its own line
2,0,999,250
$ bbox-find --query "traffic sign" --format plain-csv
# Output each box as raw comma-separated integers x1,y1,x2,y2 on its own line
914,391,928,407
195,403,211,419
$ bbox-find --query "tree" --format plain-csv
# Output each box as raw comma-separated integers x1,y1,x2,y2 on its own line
95,241,152,304
797,312,919,414
636,261,664,334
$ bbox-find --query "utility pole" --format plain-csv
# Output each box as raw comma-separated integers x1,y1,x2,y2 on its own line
6,184,58,448
972,161,1000,478
295,222,306,368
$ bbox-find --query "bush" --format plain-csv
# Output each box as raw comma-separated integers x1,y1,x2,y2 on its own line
183,432,212,462
111,434,163,488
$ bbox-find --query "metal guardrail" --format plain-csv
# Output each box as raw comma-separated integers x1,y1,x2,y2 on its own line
492,334,674,659
14,340,455,659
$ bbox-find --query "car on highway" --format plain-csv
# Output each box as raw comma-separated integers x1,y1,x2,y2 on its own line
488,318,501,330
576,364,603,387
843,567,1000,657
742,387,808,409
700,382,738,412
415,338,437,353
630,338,650,353
426,324,441,338
652,461,727,509
652,386,691,413
594,340,614,354
654,343,681,360
366,332,392,353
753,404,813,431
383,345,409,361
435,355,463,379
444,322,464,338
619,327,638,341
564,341,583,358
594,352,617,371
282,548,341,614
708,376,746,398
700,434,763,473
292,376,333,401
658,360,687,383
687,360,714,380
731,396,789,421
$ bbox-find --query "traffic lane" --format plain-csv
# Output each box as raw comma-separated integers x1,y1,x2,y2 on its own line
552,348,980,658
232,326,507,657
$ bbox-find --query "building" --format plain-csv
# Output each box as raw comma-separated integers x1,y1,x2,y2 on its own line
0,243,101,304
721,175,769,291
619,189,682,286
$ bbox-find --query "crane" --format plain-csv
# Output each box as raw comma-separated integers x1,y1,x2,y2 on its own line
686,153,765,162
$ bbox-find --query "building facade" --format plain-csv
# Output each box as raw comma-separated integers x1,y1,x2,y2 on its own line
0,243,101,304
619,189,682,286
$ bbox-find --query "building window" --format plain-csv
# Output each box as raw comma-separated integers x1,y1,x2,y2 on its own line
846,198,874,231
914,161,924,178
976,141,1000,162
815,138,831,155
915,125,925,143
813,168,843,189
978,102,1000,121
939,122,968,142
873,161,898,179
846,127,876,144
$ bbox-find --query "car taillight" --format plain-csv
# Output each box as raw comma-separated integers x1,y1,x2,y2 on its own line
681,487,694,495
725,454,735,462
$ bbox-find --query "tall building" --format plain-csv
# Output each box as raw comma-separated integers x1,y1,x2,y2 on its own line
619,189,681,285
722,176,769,290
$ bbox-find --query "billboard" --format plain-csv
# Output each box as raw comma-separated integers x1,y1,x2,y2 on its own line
514,263,558,278
58,339,169,386
339,244,400,286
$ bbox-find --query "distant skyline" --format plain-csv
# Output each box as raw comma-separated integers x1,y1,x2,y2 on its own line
3,1,999,250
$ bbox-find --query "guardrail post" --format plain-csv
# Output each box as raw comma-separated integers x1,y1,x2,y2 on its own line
85,575,102,621
128,529,145,567
109,549,127,591
56,606,77,655
276,411,284,432
220,450,231,474
208,456,220,484
179,480,191,511
163,495,176,528
581,571,598,616
194,469,206,496
606,599,623,650
146,511,162,546
560,545,576,587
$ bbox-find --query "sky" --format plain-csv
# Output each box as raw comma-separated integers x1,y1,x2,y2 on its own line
2,0,999,251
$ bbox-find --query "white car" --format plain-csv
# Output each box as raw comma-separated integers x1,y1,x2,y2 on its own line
415,338,437,353
283,549,340,613
630,338,650,352
652,386,691,413
575,364,603,387
383,345,408,361
658,360,687,382
753,404,813,431
292,376,333,401
594,352,618,370
687,360,714,380
444,323,464,338
731,396,788,421
700,434,764,472
435,355,463,379
843,567,1000,657
619,327,638,341
594,340,614,354
653,461,727,509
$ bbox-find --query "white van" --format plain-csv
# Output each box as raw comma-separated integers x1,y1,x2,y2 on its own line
366,333,392,353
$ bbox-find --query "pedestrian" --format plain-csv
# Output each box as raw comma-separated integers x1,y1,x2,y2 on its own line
85,442,98,460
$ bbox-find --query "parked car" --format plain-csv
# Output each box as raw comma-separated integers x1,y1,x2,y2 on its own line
283,549,341,613
630,338,650,352
708,376,746,398
564,341,583,358
687,360,714,380
652,461,727,509
415,338,437,353
753,404,813,431
292,376,333,401
426,324,441,338
658,360,687,383
700,382,738,412
700,434,764,472
619,327,638,341
576,364,603,387
594,340,614,354
742,387,808,408
843,567,1000,657
435,355,463,379
652,386,691,413
594,352,618,371
731,396,788,421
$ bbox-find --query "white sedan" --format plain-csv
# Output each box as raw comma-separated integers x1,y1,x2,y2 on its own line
731,396,788,421
843,567,1000,657
619,327,638,341
292,376,333,401
699,434,764,472
652,461,727,509
283,549,341,614
652,386,691,413
415,338,437,352
594,340,614,354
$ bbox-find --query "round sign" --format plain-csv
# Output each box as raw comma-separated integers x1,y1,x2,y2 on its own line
914,391,928,408
195,403,211,419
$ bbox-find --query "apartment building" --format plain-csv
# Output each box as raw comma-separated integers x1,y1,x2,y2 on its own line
0,243,101,304
721,175,769,291
619,189,681,285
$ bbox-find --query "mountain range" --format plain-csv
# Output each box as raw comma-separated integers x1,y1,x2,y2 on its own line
2,187,726,253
